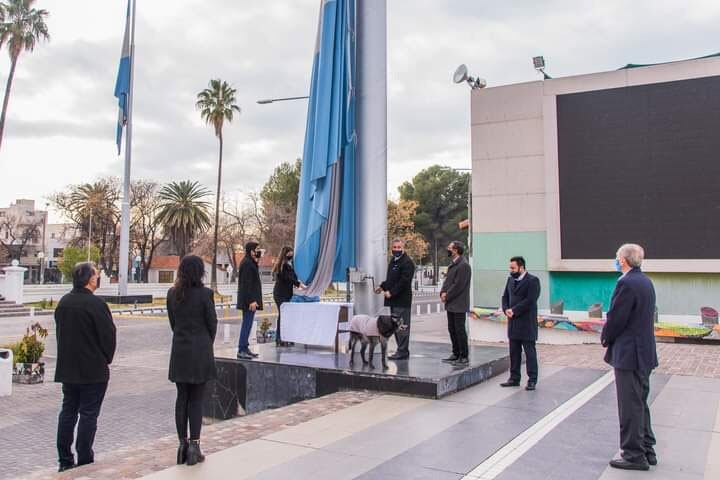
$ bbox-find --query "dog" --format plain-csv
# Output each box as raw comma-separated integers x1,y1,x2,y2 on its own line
347,314,404,370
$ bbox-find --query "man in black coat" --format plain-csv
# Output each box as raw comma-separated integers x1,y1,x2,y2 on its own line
236,241,264,359
500,256,541,391
440,241,472,366
54,262,116,472
376,238,415,360
602,243,658,471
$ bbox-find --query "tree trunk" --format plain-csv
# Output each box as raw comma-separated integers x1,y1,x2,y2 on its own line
211,132,223,291
0,56,18,151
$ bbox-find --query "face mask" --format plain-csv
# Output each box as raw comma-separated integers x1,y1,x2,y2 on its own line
392,251,403,258
447,250,454,258
614,258,622,272
287,254,293,260
510,271,521,279
255,250,263,259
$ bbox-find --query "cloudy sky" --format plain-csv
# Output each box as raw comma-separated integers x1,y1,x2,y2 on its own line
1,0,719,221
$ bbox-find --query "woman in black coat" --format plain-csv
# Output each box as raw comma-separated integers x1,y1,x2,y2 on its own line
272,246,305,346
166,255,217,466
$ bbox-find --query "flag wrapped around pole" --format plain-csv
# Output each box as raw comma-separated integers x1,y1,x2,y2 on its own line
114,0,132,155
293,0,356,296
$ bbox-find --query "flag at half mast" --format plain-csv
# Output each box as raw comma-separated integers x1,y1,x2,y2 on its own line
114,0,132,154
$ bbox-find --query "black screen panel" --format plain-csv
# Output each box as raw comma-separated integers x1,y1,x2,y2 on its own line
557,75,720,259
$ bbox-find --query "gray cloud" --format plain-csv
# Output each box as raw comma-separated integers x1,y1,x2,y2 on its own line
1,0,720,211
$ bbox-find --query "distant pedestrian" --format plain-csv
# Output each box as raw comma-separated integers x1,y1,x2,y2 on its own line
272,246,305,346
375,238,415,359
500,256,541,391
54,262,116,472
166,255,218,466
236,241,263,359
602,244,658,471
440,241,472,366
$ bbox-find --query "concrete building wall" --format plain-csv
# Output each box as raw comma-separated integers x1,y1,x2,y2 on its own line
470,56,720,316
471,81,549,309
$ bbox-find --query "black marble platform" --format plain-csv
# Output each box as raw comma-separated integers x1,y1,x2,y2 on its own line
203,341,509,419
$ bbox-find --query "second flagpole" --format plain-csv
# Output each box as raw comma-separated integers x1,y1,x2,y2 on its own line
118,0,136,296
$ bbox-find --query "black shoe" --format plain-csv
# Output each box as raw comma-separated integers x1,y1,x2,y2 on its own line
177,438,188,465
526,381,537,391
500,380,520,387
388,353,409,360
248,350,259,358
237,351,254,360
186,440,206,466
58,464,75,473
646,453,657,466
452,357,469,366
609,458,650,471
442,355,459,363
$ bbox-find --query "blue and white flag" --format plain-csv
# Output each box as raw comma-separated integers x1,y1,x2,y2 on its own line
113,0,132,154
294,0,356,294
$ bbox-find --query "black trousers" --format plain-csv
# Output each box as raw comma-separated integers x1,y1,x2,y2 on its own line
509,339,538,383
614,368,656,462
274,296,290,344
447,311,468,358
175,382,206,440
391,306,411,356
57,382,108,468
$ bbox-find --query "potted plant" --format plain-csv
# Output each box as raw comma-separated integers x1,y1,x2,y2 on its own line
11,322,48,384
256,318,275,344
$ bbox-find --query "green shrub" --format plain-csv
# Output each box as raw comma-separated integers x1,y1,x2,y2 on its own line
10,323,48,364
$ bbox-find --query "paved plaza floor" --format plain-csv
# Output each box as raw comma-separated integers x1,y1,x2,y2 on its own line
1,312,719,479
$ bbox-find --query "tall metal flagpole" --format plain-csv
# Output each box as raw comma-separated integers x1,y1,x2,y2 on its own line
355,0,387,316
118,0,137,297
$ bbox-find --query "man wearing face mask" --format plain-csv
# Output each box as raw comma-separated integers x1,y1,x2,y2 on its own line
500,256,541,391
439,240,472,366
236,241,264,359
55,262,116,472
602,244,658,471
375,238,415,359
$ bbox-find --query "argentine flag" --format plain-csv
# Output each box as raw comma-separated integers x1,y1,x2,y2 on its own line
114,0,132,154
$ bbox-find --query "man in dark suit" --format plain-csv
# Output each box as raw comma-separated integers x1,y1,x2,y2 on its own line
500,256,541,391
55,262,117,472
440,240,472,366
376,238,415,360
602,243,658,471
236,241,264,359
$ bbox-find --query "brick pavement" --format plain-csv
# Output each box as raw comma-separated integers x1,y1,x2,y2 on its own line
20,390,379,480
4,312,720,479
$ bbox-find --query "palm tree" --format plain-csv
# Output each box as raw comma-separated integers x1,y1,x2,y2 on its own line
156,180,212,258
0,0,50,150
196,79,241,290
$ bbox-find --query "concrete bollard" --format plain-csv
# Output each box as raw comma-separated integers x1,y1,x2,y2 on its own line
416,305,421,315
223,324,230,343
427,304,432,314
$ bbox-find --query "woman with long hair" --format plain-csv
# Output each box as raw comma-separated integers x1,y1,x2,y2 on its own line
166,255,217,466
272,246,305,346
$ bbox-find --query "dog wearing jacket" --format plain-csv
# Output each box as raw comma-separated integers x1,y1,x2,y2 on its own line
348,314,403,370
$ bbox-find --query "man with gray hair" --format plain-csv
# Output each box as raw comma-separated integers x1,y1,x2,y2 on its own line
601,244,658,471
54,262,116,472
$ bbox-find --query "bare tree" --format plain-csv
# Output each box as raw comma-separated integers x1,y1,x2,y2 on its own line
0,214,43,262
130,180,166,282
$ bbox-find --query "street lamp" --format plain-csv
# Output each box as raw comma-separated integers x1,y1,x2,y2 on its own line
256,96,309,105
37,251,45,285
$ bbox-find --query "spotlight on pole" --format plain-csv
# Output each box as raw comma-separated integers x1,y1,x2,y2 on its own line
453,64,487,90
533,56,552,79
